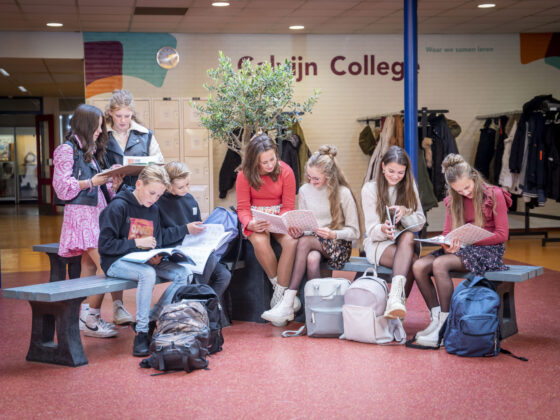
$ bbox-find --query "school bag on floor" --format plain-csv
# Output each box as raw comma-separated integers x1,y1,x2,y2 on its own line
444,275,527,360
140,300,210,374
341,268,406,345
282,277,351,338
172,283,224,354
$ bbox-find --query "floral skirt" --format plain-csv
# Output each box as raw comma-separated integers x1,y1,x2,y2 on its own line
430,243,507,275
315,234,352,270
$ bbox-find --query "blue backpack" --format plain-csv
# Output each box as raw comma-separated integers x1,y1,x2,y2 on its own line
443,275,527,361
444,276,501,357
204,206,239,260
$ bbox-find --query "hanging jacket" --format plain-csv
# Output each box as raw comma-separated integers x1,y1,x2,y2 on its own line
544,117,560,201
291,121,311,185
429,114,459,201
474,118,497,181
280,132,302,192
364,115,394,184
218,148,242,199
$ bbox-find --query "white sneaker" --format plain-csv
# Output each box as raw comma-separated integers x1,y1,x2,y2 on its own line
270,284,287,308
79,306,89,331
416,312,449,348
83,314,118,338
384,275,407,319
113,300,134,325
416,306,442,339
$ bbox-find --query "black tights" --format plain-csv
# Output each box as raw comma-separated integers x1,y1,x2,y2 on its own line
412,253,467,312
288,236,327,290
379,231,418,297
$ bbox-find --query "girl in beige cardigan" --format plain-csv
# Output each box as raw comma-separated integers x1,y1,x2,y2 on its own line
362,146,425,319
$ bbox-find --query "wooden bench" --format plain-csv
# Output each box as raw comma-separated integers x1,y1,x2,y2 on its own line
334,256,543,339
2,275,170,367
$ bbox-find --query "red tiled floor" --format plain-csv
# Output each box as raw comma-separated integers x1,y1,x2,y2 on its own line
1,262,559,419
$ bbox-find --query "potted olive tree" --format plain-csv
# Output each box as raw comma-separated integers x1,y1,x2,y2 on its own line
193,51,320,155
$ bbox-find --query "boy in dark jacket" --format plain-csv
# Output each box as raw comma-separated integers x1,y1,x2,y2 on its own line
158,162,231,302
99,165,193,357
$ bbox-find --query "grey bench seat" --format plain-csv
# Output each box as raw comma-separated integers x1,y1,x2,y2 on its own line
330,256,543,339
2,275,169,367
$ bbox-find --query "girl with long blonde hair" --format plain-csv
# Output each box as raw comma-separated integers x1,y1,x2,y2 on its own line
261,145,361,325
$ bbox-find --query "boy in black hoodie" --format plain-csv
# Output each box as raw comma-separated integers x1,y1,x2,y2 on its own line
158,162,231,302
98,165,193,357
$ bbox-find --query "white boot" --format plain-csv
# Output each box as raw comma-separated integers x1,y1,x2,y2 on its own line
416,312,449,347
262,289,297,325
384,275,407,319
415,306,442,339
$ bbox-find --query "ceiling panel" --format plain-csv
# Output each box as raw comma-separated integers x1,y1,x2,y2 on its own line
1,0,559,98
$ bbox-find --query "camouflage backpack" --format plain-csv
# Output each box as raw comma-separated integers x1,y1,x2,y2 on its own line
140,300,210,374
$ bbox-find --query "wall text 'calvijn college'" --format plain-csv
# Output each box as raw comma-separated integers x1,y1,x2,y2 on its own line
237,55,412,82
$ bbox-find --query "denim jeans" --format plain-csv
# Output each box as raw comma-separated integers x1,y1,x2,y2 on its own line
194,252,231,299
107,259,193,333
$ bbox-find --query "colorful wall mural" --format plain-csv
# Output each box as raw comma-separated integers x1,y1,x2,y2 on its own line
520,33,560,70
83,32,176,98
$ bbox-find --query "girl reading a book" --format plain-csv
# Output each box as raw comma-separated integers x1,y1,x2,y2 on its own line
53,104,129,339
158,161,231,302
412,154,511,347
104,89,164,186
361,146,426,320
261,145,361,325
98,165,193,357
236,134,299,322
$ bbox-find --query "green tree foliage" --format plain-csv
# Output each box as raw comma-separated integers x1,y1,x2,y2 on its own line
193,51,320,154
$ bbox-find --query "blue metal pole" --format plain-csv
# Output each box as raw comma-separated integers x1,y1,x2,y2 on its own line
404,0,418,178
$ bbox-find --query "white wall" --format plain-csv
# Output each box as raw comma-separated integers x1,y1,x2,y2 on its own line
3,31,559,230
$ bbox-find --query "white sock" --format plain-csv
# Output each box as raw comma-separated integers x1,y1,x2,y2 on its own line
430,306,441,320
81,303,89,311
113,299,123,306
89,308,100,316
268,276,278,286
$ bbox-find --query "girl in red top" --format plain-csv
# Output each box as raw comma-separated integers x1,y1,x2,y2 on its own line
236,134,299,323
412,153,511,347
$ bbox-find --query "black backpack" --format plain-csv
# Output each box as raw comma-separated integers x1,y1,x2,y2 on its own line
140,300,210,374
172,283,224,354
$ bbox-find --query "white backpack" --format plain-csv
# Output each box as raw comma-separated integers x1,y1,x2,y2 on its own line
283,277,351,338
341,268,406,345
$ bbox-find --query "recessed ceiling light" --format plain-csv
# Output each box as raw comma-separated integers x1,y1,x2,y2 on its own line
18,86,28,92
289,25,305,30
0,68,9,77
212,2,230,6
46,22,63,27
477,3,496,8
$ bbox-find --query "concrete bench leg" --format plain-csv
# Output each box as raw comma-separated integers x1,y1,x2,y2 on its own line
26,298,88,367
497,282,518,339
46,254,82,282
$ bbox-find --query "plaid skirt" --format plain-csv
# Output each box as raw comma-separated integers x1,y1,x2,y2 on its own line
430,243,508,275
315,234,352,270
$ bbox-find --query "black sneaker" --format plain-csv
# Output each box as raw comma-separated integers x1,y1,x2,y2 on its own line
132,332,150,357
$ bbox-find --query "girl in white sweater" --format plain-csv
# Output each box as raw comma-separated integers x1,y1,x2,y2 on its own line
362,146,425,319
261,145,361,325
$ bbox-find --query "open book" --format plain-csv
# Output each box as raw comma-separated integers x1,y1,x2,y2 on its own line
414,223,494,247
101,156,164,178
122,247,195,265
251,209,319,235
177,224,230,274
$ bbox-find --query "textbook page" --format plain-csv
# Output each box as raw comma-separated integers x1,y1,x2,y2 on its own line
179,224,229,274
415,223,494,246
